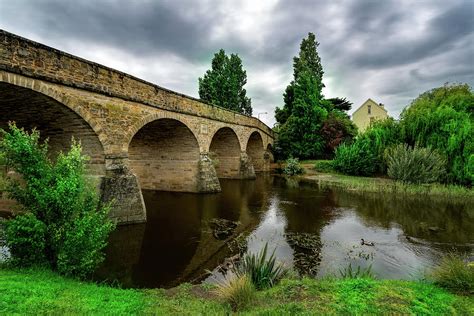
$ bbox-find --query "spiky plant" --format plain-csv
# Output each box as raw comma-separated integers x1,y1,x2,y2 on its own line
233,243,288,290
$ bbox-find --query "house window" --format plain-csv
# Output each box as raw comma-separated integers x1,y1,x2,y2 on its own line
368,105,371,114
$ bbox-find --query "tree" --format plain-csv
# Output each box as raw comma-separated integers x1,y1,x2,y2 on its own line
276,33,331,158
320,112,357,157
199,49,252,115
1,124,115,278
400,83,473,185
327,97,352,112
275,32,325,126
277,71,328,159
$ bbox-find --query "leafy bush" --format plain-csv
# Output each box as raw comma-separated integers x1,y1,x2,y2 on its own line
400,83,473,185
0,123,115,278
314,160,335,173
320,112,357,157
4,213,47,267
385,144,446,184
332,138,378,176
283,157,304,176
214,274,255,311
233,243,288,290
430,254,474,294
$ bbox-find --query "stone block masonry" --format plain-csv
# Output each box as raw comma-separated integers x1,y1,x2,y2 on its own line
0,29,274,223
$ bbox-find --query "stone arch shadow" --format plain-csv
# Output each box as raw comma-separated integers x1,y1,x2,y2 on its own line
0,79,107,176
208,126,243,179
127,117,202,192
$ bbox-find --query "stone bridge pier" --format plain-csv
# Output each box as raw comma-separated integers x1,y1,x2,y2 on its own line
0,30,274,224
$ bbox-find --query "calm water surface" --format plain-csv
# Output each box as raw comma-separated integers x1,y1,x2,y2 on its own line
96,175,473,288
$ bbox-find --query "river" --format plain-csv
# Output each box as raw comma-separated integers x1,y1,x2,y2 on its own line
94,175,473,288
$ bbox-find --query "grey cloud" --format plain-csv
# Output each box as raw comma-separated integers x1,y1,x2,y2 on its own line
0,0,472,125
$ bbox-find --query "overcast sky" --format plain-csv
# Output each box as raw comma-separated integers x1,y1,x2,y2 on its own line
1,0,473,127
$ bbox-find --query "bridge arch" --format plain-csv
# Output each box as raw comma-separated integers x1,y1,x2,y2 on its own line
128,118,201,192
246,131,265,172
0,80,106,175
209,127,241,178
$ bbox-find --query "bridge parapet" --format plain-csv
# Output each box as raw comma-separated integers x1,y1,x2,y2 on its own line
0,30,272,137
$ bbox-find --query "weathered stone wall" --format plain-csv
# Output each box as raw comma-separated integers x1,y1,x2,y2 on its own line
0,30,273,138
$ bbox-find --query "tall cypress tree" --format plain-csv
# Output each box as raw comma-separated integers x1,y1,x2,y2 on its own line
275,32,326,126
199,49,252,115
275,33,329,159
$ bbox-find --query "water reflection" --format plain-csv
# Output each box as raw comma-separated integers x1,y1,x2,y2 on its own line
97,175,473,288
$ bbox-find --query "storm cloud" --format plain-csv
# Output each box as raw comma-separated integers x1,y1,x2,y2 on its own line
1,0,472,126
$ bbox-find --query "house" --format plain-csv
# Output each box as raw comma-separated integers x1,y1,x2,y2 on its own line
352,98,389,132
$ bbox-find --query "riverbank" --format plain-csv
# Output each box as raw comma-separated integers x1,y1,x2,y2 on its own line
281,161,474,201
1,268,472,314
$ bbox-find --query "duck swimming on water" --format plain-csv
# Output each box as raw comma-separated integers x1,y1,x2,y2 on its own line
361,239,374,246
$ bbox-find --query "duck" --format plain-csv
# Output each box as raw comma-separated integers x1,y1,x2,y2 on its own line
361,238,375,246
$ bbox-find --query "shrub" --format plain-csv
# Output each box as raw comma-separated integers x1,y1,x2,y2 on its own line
332,138,378,176
314,160,334,173
320,112,357,157
214,274,255,311
283,157,304,176
339,263,374,279
386,144,446,184
0,123,115,278
233,243,288,290
430,254,474,294
4,213,47,267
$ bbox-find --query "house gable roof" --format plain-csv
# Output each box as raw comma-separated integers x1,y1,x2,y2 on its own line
352,98,388,116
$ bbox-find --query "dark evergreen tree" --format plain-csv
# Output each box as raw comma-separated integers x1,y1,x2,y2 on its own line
199,49,252,115
276,33,330,158
327,97,352,112
277,71,328,159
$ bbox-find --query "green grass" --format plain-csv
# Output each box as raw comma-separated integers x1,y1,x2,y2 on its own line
280,160,474,200
1,268,473,315
296,166,474,200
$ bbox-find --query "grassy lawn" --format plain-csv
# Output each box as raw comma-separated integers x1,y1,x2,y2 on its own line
280,160,474,201
1,268,472,315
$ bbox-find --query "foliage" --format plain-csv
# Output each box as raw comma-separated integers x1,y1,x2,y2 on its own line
430,254,474,294
0,123,115,278
4,213,47,267
233,243,288,290
283,157,304,176
331,83,473,186
400,83,474,185
385,144,446,184
327,97,352,112
214,274,255,311
276,71,329,159
332,118,400,176
275,33,359,160
314,160,335,173
339,263,375,279
320,112,357,156
332,138,378,176
199,49,252,115
1,269,473,315
275,33,330,159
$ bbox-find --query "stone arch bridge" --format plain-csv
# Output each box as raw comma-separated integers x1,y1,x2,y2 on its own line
0,30,274,224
